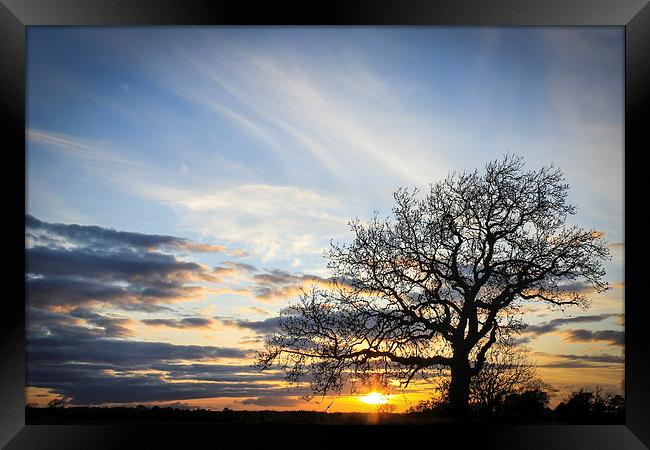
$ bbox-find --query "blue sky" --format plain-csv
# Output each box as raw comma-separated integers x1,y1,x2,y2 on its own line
26,27,624,410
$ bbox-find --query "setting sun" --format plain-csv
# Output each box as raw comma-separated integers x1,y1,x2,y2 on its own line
359,392,390,405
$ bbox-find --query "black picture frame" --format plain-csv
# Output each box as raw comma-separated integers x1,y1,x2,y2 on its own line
2,1,648,448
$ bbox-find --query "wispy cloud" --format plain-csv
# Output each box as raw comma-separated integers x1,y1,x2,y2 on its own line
141,183,353,261
239,396,302,407
235,306,271,316
175,42,451,187
217,317,282,336
27,128,149,170
142,318,214,329
534,351,624,368
524,313,622,336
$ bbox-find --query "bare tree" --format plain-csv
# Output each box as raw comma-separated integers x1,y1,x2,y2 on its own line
47,398,68,409
257,155,610,417
469,340,553,416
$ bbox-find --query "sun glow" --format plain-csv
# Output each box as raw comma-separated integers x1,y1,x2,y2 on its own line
359,392,390,405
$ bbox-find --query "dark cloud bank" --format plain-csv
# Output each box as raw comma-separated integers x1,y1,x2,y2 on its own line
25,315,298,405
24,216,304,405
520,313,624,347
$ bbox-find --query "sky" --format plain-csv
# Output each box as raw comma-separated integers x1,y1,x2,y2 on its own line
25,26,624,412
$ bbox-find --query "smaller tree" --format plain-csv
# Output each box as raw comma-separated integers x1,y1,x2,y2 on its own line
469,340,553,417
407,340,552,419
47,398,68,409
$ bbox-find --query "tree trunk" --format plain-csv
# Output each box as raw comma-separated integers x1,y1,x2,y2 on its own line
448,359,472,420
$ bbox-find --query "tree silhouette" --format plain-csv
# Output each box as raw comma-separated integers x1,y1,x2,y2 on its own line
257,155,610,418
468,340,553,417
47,398,68,409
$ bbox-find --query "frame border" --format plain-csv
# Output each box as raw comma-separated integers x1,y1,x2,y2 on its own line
2,1,648,448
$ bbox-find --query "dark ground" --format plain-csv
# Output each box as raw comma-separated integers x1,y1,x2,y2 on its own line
27,400,627,426
16,406,637,450
26,406,459,425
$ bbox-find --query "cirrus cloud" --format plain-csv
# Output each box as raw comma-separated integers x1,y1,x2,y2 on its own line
142,318,214,329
